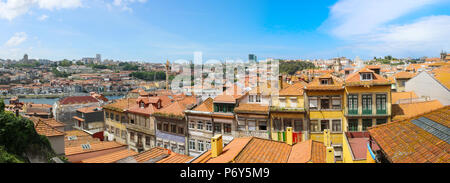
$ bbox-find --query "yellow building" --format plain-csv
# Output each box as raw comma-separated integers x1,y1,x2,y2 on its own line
270,82,308,142
103,98,137,144
344,68,392,132
305,73,345,161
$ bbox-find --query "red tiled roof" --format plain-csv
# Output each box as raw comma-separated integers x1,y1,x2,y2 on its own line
192,98,213,112
392,100,444,121
34,120,65,137
234,103,269,114
59,96,99,105
369,106,450,163
345,68,391,86
279,82,305,96
392,92,418,104
80,149,138,163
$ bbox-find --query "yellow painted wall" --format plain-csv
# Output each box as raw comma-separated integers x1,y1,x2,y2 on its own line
344,85,392,116
272,95,304,108
310,133,343,144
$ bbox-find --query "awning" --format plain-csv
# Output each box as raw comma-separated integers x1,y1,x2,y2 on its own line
73,116,85,122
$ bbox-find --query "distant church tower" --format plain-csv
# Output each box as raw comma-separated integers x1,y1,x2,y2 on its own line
166,60,170,91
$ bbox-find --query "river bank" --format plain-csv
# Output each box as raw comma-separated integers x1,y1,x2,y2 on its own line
0,92,127,100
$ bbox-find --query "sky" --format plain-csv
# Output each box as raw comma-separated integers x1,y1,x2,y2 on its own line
0,0,449,62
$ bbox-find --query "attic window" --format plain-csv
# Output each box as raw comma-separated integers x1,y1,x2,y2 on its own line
361,73,373,81
140,102,145,108
320,79,330,85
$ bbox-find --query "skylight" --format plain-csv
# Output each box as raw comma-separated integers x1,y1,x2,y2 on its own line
411,117,450,144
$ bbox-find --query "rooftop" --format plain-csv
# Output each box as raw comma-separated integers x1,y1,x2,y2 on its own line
392,100,444,121
80,149,138,163
59,96,100,105
392,91,418,104
369,106,450,163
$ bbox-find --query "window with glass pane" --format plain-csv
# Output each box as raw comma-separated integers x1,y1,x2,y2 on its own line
224,124,231,134
258,121,267,131
171,124,177,133
332,96,341,109
206,122,212,131
376,118,387,125
309,97,318,109
283,119,292,131
273,119,282,131
214,123,222,133
189,122,195,129
145,136,150,145
237,118,246,131
197,121,203,130
348,94,358,115
279,98,286,108
348,119,358,131
189,140,196,150
376,94,387,114
163,123,169,132
362,94,372,114
320,97,331,109
310,120,319,132
249,95,254,102
362,119,372,131
294,120,303,132
290,98,298,108
256,95,261,102
116,129,119,135
178,127,184,134
206,142,211,150
157,123,162,130
248,121,256,131
332,120,341,132
198,140,204,151
320,120,329,131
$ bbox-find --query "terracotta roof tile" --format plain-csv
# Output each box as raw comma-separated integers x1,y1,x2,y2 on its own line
34,120,65,137
234,103,269,114
80,149,138,163
156,153,193,163
77,106,102,113
345,68,391,86
103,98,138,112
392,100,444,121
65,141,126,156
305,74,344,90
192,98,213,112
394,71,416,79
279,82,305,96
369,106,450,163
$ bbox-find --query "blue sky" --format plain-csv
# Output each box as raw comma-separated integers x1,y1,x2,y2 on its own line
1,0,449,62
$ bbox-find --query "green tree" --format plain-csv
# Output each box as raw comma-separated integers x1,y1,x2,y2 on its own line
0,99,4,113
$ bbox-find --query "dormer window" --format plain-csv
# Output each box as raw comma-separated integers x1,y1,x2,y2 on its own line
140,102,145,108
320,79,330,85
361,73,373,81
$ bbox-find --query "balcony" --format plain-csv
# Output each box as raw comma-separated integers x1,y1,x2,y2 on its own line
271,131,302,143
348,109,358,115
376,109,387,115
125,123,155,136
362,109,372,115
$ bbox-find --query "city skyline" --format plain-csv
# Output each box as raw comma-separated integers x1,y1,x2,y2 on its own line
1,0,450,62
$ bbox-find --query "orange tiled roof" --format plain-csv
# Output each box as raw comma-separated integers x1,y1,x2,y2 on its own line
305,74,344,90
29,117,65,128
392,91,418,104
394,71,416,79
234,103,269,114
77,106,102,114
154,96,196,118
345,68,391,86
65,141,126,156
392,100,444,121
80,149,138,163
156,152,193,163
279,82,305,96
103,98,138,112
193,137,326,163
133,147,168,163
192,98,213,112
369,106,450,163
34,120,65,137
65,130,91,137
434,71,450,90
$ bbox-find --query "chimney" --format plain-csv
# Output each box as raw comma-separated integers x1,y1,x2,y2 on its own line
286,127,293,145
211,134,223,158
324,129,335,163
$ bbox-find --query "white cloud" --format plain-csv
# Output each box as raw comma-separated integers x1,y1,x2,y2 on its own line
38,14,48,21
33,0,82,10
0,0,82,20
5,32,28,47
108,0,147,12
322,0,450,56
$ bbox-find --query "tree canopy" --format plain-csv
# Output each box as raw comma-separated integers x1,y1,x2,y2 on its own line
279,60,315,75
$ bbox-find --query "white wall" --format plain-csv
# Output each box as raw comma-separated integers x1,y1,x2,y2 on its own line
405,72,450,105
